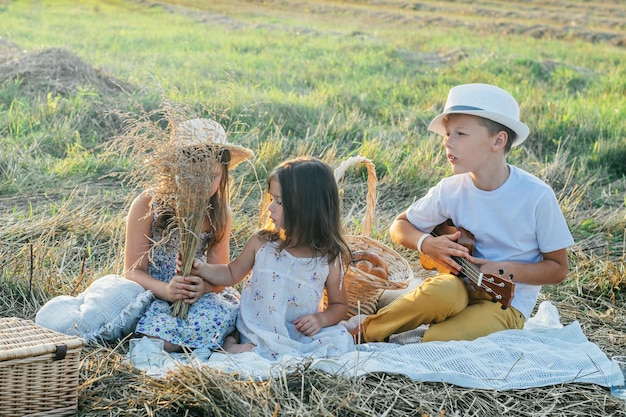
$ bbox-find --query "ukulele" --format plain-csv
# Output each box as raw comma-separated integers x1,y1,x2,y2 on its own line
419,220,515,309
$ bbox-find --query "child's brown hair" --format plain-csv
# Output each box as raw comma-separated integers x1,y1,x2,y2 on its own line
260,156,351,269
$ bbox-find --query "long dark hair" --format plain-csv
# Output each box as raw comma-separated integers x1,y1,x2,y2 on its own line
260,156,351,268
207,163,230,246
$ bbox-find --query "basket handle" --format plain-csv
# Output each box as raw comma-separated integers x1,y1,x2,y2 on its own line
334,156,377,237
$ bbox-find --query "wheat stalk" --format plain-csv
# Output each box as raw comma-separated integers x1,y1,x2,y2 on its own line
168,154,220,319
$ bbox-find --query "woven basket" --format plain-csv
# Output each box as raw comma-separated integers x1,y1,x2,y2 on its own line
0,317,85,417
331,156,412,318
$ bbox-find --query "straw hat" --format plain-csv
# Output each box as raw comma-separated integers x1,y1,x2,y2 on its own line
172,118,254,169
428,83,530,147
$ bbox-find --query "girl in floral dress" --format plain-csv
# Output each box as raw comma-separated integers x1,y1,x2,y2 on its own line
180,156,355,359
125,119,254,352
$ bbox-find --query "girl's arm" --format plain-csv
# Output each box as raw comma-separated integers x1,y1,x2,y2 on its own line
294,257,348,336
195,208,232,294
187,233,262,287
124,192,184,302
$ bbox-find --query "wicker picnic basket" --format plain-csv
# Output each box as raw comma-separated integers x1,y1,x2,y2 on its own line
331,156,412,318
0,317,85,417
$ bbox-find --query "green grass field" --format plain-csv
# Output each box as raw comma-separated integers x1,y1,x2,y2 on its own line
1,0,625,415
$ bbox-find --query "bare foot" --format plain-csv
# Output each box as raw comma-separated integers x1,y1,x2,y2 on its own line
343,314,368,344
135,335,180,352
349,325,365,344
222,335,255,354
164,340,183,352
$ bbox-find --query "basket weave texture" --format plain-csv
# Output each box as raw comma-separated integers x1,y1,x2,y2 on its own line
0,317,85,417
332,156,412,318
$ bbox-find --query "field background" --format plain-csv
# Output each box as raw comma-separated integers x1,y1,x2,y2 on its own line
1,0,625,416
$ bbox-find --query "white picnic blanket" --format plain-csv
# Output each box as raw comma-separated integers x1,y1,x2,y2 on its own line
128,302,624,390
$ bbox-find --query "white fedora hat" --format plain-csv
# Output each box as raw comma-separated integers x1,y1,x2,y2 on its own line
428,83,530,147
172,118,254,169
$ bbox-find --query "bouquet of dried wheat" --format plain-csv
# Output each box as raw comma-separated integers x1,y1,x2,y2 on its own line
111,104,219,319
167,147,221,319
109,100,253,321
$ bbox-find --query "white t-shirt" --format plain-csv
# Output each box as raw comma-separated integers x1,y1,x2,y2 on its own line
406,165,574,319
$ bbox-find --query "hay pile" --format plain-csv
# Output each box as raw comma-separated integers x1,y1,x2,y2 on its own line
72,240,626,416
70,223,626,416
0,41,136,154
0,43,130,97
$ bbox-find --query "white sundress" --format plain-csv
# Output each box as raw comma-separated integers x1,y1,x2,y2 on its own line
237,241,355,360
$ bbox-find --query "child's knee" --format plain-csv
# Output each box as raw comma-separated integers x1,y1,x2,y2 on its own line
387,275,467,324
419,274,467,306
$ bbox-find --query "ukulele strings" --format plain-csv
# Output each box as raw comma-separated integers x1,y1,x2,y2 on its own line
455,256,504,299
429,227,515,308
430,230,505,299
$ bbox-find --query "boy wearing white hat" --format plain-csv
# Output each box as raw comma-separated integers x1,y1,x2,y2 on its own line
356,83,574,343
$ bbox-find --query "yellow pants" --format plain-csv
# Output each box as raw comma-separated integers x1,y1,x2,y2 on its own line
361,274,525,342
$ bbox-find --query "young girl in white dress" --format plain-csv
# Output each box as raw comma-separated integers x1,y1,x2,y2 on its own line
179,156,355,360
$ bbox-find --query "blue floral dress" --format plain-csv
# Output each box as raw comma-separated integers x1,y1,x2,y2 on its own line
135,218,239,350
237,241,354,360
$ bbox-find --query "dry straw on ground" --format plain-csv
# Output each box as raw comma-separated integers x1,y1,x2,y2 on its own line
76,333,626,416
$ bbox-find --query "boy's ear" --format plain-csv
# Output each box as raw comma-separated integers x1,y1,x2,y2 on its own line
493,131,508,150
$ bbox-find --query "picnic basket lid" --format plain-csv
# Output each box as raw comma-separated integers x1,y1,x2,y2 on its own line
0,317,85,362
